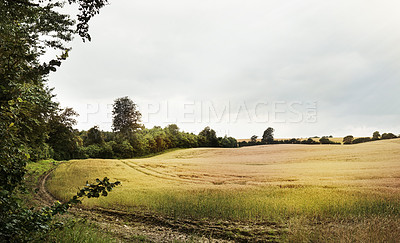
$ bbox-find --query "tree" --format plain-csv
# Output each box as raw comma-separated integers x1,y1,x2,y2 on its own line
319,136,332,144
372,131,380,140
381,133,397,140
112,97,142,137
85,125,105,146
343,135,354,145
262,127,274,144
47,108,81,160
198,126,219,147
0,0,109,240
250,135,258,143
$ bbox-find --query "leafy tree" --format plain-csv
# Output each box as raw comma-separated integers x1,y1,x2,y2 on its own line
343,135,354,145
84,125,105,146
372,131,381,140
47,108,81,160
250,135,258,143
352,137,371,144
0,0,109,241
220,136,238,148
319,136,332,144
262,127,274,144
112,96,142,137
198,126,219,147
381,133,397,140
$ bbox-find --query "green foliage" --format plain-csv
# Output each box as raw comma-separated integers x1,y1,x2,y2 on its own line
219,136,238,148
319,136,338,144
42,218,117,243
0,177,120,242
84,126,105,146
110,140,134,159
198,126,219,147
381,133,397,140
47,108,81,160
0,0,110,241
343,135,354,145
352,137,372,144
262,127,274,144
112,96,142,137
372,131,381,140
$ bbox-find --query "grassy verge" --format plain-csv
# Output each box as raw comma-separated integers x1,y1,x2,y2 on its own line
24,159,121,242
35,218,117,243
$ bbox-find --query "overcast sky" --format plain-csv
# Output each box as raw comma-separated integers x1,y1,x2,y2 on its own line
48,0,400,138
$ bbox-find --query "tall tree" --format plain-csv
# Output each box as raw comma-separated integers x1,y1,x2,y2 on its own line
0,0,109,240
372,131,380,140
112,97,142,137
85,125,105,146
262,127,274,144
343,135,354,145
47,108,81,160
198,126,218,147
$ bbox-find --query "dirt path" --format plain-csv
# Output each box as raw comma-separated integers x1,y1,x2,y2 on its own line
36,170,285,242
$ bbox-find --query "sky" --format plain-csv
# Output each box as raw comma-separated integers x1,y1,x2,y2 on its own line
48,0,400,139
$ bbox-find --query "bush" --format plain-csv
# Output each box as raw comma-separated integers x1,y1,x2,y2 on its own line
352,137,371,144
111,140,134,159
381,133,397,140
319,137,340,144
343,135,354,145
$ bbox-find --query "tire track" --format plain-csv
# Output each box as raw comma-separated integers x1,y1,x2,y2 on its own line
39,169,285,242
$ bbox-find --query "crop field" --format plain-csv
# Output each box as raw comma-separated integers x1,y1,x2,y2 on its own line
48,139,400,241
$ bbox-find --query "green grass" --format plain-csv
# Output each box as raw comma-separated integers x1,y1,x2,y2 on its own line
37,219,117,243
26,159,59,182
109,186,400,222
24,160,121,243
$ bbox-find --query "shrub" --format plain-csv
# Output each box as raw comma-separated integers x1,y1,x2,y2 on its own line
343,135,354,145
381,133,397,140
352,137,371,144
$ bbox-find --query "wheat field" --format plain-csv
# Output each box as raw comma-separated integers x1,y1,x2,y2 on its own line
48,139,400,241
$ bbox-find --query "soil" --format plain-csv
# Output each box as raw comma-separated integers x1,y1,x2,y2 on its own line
34,170,285,242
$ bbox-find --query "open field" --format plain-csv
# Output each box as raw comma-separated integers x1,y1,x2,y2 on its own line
48,139,400,241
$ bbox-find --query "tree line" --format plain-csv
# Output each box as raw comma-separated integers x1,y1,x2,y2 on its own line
343,131,398,145
47,97,237,160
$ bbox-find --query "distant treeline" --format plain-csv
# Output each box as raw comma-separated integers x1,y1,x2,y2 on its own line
58,125,237,160
343,131,398,145
239,130,399,147
238,136,339,147
40,97,239,161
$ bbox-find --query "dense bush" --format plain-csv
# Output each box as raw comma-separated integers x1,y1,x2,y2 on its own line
381,133,397,140
352,137,372,144
343,135,354,144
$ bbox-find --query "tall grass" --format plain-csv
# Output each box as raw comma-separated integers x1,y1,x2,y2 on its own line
39,219,117,243
110,186,400,222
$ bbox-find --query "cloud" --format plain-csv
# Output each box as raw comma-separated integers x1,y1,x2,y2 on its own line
48,0,400,138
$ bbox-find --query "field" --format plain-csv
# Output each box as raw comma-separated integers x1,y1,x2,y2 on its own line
48,139,400,241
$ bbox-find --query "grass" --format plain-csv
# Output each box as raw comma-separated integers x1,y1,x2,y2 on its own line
24,160,120,243
47,138,400,241
37,218,118,243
